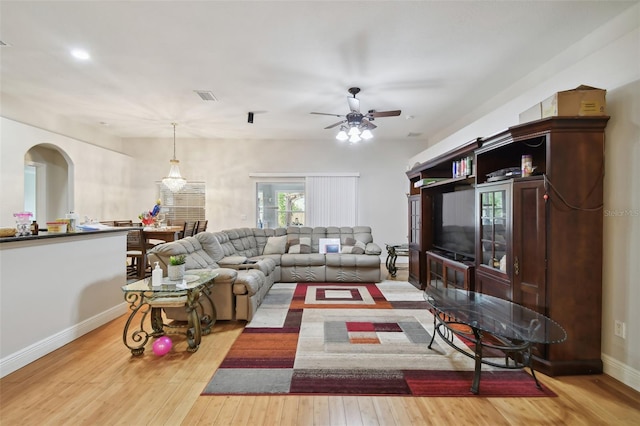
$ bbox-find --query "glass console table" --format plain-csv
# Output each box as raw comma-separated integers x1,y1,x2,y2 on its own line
424,286,567,394
121,269,218,355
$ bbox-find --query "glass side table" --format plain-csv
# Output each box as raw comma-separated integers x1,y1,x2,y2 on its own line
121,269,218,355
385,243,409,277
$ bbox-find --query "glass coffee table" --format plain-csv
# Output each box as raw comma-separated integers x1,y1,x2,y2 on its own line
424,285,567,394
121,269,218,355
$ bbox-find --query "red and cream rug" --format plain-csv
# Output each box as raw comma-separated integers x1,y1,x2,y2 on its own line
202,282,556,397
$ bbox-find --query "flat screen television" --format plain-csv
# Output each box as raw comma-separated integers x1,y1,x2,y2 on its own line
433,189,476,260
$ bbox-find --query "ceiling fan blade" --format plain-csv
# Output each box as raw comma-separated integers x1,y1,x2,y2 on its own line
369,109,402,118
324,120,346,129
310,112,344,117
347,96,360,113
361,118,377,130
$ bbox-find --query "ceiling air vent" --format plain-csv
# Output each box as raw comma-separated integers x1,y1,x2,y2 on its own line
407,132,422,137
194,90,217,101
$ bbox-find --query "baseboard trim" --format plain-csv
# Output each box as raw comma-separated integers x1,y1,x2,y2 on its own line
602,353,640,392
0,303,128,378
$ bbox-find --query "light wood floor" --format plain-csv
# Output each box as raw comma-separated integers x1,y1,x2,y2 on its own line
1,267,639,425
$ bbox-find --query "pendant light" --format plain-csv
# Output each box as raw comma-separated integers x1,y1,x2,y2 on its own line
162,122,187,192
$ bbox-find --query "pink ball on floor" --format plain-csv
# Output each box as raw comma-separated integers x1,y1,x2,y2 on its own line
152,336,172,356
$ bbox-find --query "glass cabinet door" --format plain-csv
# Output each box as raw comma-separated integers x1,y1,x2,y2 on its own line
478,182,510,274
409,195,420,246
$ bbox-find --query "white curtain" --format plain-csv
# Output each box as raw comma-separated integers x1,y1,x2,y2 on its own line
306,176,358,227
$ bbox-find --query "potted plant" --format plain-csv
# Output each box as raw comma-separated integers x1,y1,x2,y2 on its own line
168,254,186,281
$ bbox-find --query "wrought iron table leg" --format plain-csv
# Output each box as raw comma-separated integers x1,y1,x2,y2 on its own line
471,328,483,394
122,292,152,356
386,246,398,277
150,307,165,337
185,289,202,352
428,311,437,349
199,282,217,335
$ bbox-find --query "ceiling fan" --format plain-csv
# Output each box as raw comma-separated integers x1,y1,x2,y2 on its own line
310,87,402,131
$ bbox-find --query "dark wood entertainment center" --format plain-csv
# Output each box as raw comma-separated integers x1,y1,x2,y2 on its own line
407,116,609,376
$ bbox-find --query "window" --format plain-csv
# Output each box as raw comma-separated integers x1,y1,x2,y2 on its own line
256,182,305,228
252,173,359,228
158,182,206,224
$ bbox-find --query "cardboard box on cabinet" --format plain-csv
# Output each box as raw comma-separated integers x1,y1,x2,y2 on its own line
519,85,606,123
541,85,606,118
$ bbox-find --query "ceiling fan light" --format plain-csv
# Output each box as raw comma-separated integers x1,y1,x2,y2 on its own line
360,129,373,140
348,126,360,136
349,134,361,143
336,130,348,141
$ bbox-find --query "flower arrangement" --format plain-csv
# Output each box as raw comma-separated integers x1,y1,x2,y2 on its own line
169,254,186,265
139,199,162,226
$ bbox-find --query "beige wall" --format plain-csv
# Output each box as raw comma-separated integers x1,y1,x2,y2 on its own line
409,5,640,390
121,136,424,248
0,117,135,224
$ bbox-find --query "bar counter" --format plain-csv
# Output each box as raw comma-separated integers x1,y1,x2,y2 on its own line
0,228,129,377
0,227,129,243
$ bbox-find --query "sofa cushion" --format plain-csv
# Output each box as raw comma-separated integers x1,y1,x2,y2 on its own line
195,232,225,262
207,231,236,259
263,235,288,254
288,243,311,254
251,227,286,254
341,241,366,254
149,236,219,270
325,253,381,268
223,228,261,257
341,237,366,254
281,253,326,266
289,237,311,246
287,237,311,254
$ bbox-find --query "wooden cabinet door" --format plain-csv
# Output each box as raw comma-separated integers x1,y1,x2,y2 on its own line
512,179,546,314
475,269,511,300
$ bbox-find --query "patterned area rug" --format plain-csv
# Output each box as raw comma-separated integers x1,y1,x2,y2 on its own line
202,282,556,397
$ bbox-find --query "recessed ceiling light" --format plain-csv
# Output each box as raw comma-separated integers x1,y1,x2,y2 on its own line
71,48,90,60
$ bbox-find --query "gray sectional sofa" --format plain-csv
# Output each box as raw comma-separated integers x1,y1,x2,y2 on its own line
147,226,382,321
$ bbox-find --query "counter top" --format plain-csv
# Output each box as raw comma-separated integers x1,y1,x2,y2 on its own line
0,227,130,244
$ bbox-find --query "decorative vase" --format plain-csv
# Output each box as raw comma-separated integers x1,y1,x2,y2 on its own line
168,264,185,281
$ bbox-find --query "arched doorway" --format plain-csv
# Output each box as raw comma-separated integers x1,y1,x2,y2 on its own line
24,144,74,224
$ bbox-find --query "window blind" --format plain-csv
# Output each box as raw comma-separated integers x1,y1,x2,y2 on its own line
157,182,206,224
305,176,358,227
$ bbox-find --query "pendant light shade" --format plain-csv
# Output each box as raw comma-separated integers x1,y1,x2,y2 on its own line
336,128,349,141
162,123,187,192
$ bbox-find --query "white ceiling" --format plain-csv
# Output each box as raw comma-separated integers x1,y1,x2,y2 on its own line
0,1,636,142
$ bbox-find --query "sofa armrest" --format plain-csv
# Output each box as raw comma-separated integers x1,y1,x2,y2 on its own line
222,260,260,271
187,267,238,283
365,242,382,255
218,256,248,267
